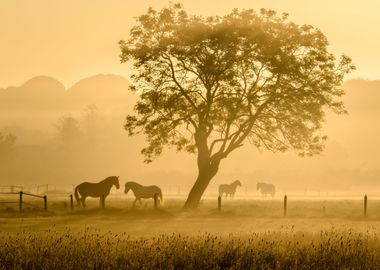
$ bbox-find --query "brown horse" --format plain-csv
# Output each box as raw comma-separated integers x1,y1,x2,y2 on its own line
74,176,120,208
257,182,276,197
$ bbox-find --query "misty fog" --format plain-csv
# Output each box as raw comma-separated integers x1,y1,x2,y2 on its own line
1,76,379,195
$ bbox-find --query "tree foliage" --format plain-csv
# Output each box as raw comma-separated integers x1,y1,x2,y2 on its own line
120,4,354,164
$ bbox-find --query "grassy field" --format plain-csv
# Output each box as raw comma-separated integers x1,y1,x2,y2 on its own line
2,228,380,269
1,197,380,269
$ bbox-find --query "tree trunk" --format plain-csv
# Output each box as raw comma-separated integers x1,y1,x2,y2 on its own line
183,125,222,209
183,162,219,209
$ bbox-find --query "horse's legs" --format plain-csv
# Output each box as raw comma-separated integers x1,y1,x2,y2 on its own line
99,195,106,208
138,198,143,206
81,197,86,208
132,198,138,208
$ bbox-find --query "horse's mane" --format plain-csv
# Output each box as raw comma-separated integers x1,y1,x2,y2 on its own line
258,182,274,186
125,181,142,187
100,176,118,183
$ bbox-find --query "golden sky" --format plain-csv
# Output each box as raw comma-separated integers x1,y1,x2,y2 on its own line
1,0,379,88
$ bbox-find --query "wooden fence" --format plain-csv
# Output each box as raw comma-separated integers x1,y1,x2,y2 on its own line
217,194,369,217
0,185,372,215
0,191,47,211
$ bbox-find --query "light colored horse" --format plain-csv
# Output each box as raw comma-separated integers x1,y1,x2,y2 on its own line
74,176,120,208
124,181,163,207
218,180,242,199
257,182,275,197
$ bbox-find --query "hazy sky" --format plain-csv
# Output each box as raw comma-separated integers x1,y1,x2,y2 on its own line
1,0,379,88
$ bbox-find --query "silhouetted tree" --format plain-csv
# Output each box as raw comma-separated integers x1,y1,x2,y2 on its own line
55,116,82,145
0,132,17,162
119,4,355,209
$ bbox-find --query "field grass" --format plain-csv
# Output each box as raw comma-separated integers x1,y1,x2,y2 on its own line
1,197,380,269
1,227,380,269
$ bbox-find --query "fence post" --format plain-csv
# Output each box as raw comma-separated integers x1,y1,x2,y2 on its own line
43,195,47,211
70,194,74,210
218,196,221,212
284,195,287,217
154,193,158,210
322,200,326,215
19,191,23,212
364,194,367,217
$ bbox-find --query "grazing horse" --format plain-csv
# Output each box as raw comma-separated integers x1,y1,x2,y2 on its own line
74,176,120,208
124,181,163,207
218,180,242,199
257,182,276,197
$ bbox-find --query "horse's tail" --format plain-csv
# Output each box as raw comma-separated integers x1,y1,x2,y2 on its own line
159,189,164,205
74,185,81,206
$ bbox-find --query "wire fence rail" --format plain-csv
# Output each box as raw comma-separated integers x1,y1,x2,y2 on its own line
0,184,376,217
215,193,370,217
1,184,379,197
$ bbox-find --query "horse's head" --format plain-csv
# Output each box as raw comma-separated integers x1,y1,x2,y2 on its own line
235,180,242,187
256,182,261,190
124,182,132,194
113,176,120,189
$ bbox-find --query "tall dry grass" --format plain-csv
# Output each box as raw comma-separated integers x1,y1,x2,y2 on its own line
1,227,380,269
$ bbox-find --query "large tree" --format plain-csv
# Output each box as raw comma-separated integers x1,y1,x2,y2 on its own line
119,4,354,209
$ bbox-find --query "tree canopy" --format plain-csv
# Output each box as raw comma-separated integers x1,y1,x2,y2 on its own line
119,4,354,208
120,4,354,162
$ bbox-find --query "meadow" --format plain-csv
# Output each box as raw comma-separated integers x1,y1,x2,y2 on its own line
2,196,380,269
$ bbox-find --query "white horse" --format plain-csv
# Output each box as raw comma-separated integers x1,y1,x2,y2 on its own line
257,182,275,197
124,181,163,207
218,180,242,199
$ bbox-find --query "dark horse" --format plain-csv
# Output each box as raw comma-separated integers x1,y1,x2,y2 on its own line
219,180,242,199
74,176,120,208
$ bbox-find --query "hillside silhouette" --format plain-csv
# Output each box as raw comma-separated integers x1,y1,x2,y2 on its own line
0,76,65,111
66,74,134,110
0,74,136,130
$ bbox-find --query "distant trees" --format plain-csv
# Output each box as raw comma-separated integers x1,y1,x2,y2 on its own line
0,133,16,148
54,105,108,147
55,116,82,145
0,132,17,162
82,105,105,143
120,4,354,209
